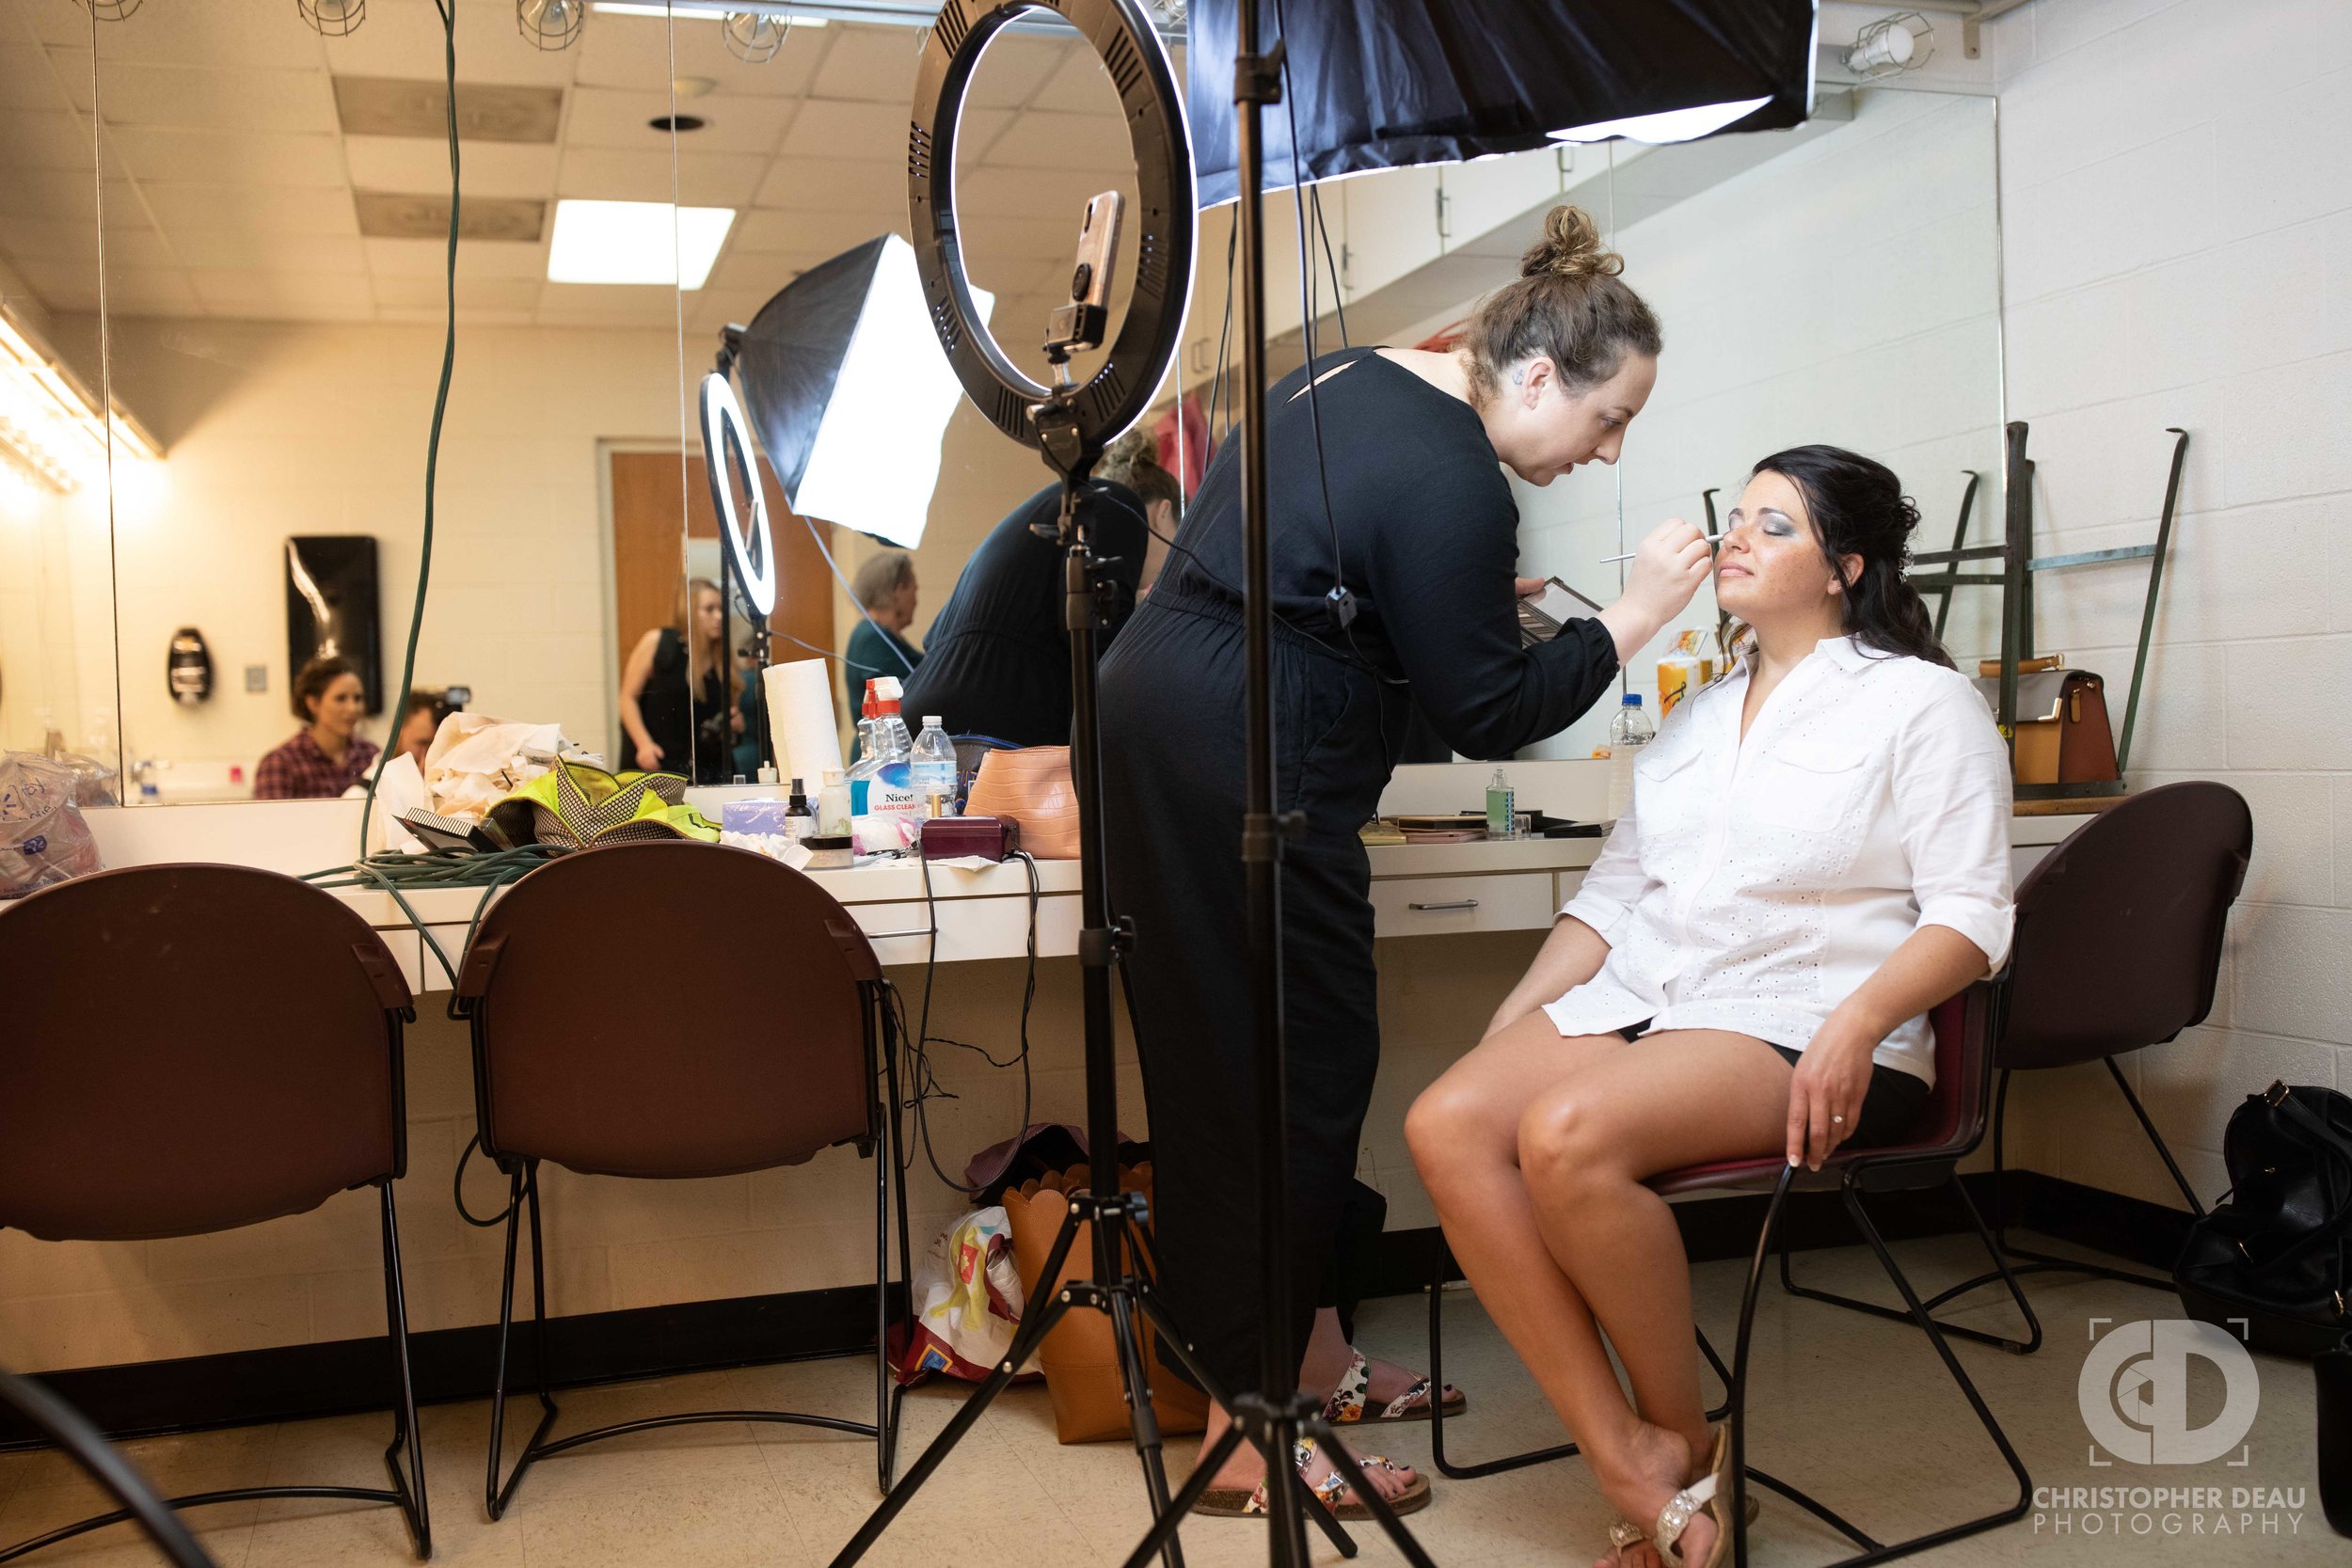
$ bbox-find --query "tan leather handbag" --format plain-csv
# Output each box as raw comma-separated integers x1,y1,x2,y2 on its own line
1001,1163,1210,1443
964,746,1081,859
1975,660,2120,786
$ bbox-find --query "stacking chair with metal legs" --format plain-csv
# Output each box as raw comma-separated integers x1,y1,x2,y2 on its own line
1784,780,2253,1354
0,865,430,1561
452,840,911,1521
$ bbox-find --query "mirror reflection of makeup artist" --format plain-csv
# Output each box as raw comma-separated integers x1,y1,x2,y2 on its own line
844,550,923,720
1100,206,1709,1515
898,430,1178,746
255,654,379,800
618,578,733,782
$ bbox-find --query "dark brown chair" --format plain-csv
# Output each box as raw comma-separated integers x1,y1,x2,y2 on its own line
0,864,428,1561
1786,781,2253,1354
452,840,910,1520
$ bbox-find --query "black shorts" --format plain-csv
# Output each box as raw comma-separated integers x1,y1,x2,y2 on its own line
1613,1023,1931,1148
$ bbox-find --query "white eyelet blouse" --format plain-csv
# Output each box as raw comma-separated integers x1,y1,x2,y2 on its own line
1542,635,2015,1086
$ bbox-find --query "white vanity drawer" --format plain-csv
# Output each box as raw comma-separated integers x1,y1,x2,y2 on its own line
1371,873,1554,937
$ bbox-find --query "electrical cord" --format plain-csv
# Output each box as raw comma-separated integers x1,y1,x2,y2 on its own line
358,0,458,858
894,847,1041,1198
301,843,568,1014
799,509,918,680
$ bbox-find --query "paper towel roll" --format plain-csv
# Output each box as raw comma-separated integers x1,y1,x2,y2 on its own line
762,657,845,787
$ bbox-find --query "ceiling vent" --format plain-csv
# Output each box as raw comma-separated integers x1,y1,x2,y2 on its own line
355,192,548,243
334,76,564,143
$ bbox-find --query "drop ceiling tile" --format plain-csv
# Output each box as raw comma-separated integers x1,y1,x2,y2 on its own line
373,273,544,313
953,164,1118,221
343,135,557,200
959,213,1098,264
6,253,101,310
555,146,764,207
726,207,897,260
749,156,902,214
943,107,1013,164
105,127,348,188
364,235,550,280
142,182,359,237
704,248,805,294
981,111,1136,171
13,44,90,115
0,216,167,266
90,266,202,317
78,1,336,70
165,230,368,275
532,281,683,326
320,6,582,89
189,268,376,313
0,166,120,223
805,22,921,104
1,110,92,171
578,13,821,99
1026,45,1126,116
776,97,902,161
564,85,789,154
961,36,1068,110
93,63,341,135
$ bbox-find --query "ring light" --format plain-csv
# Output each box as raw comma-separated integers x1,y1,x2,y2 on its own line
698,372,776,618
910,0,1193,450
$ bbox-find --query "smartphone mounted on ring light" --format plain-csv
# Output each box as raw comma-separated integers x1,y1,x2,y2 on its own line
1044,191,1122,368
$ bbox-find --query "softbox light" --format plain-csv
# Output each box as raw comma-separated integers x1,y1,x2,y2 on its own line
1187,0,1819,206
734,232,992,550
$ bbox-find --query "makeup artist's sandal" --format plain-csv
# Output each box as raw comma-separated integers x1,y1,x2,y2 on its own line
1193,1436,1433,1520
1320,1347,1466,1425
1611,1427,1738,1568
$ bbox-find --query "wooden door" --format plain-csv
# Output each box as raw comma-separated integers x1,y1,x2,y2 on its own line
607,451,834,684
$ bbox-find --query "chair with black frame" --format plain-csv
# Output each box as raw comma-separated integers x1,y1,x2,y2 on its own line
0,865,429,1563
1784,780,2253,1354
451,839,911,1521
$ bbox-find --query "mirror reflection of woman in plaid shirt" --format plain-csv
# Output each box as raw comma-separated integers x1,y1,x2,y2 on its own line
254,654,379,800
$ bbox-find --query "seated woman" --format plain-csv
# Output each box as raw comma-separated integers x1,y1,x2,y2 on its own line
255,654,378,800
1406,446,2013,1568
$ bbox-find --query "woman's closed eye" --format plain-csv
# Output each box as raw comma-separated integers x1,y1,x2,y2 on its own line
1726,506,1797,539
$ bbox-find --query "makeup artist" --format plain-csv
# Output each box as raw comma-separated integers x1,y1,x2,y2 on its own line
1099,206,1710,1515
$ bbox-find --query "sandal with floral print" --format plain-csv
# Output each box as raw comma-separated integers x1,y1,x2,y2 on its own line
1194,1436,1433,1520
1319,1346,1466,1426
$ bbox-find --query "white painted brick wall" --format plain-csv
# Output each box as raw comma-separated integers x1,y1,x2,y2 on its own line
1991,0,2352,1207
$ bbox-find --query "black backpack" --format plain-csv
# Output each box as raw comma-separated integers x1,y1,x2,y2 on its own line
2174,1081,2352,1357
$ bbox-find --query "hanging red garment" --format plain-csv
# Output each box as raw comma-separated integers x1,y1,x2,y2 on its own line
1153,394,1210,499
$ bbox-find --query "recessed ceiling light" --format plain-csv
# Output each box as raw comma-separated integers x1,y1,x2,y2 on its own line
547,199,737,288
648,113,706,131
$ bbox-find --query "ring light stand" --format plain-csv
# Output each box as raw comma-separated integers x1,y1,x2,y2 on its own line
830,5,1432,1568
701,353,774,780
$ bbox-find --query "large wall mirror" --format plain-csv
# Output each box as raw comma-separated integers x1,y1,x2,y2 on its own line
0,0,1166,807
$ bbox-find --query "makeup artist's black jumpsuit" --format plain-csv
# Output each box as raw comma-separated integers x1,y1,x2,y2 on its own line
1100,347,1619,1398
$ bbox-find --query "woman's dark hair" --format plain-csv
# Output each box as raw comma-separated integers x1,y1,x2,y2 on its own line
1750,444,1953,669
1462,205,1663,406
290,653,358,723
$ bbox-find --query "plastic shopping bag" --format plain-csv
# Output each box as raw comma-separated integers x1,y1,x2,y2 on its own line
888,1207,1026,1386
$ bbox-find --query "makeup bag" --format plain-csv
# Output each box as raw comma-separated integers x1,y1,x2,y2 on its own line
2174,1080,2352,1357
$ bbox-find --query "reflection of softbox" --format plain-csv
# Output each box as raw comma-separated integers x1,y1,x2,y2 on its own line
1187,0,1819,206
734,233,992,550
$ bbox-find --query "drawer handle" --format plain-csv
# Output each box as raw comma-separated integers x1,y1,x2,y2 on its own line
1406,898,1480,912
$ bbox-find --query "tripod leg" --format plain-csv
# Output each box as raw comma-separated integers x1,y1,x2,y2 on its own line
1104,1276,1185,1568
826,1219,1086,1568
1116,1421,1247,1568
1305,1417,1441,1568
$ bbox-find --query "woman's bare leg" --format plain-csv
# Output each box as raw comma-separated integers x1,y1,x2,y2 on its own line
1406,1020,1652,1453
1514,1029,1795,1563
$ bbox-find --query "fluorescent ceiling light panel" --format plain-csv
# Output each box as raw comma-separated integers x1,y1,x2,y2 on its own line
547,199,737,288
792,235,990,550
1549,96,1772,145
0,312,158,492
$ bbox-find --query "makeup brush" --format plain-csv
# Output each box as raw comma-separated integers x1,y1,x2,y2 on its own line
1598,531,1724,564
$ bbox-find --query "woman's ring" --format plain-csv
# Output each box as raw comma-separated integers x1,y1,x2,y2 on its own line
1831,1114,1846,1125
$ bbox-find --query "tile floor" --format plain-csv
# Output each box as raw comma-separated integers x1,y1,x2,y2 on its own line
0,1233,2336,1566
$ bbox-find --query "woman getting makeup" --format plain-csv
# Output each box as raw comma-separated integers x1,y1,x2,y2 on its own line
1406,446,2015,1568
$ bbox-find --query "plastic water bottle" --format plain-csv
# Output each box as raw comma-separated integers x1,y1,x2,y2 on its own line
1604,693,1655,823
911,716,959,817
865,678,919,844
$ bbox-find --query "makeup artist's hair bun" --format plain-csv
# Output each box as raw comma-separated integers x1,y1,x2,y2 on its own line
1521,205,1625,281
